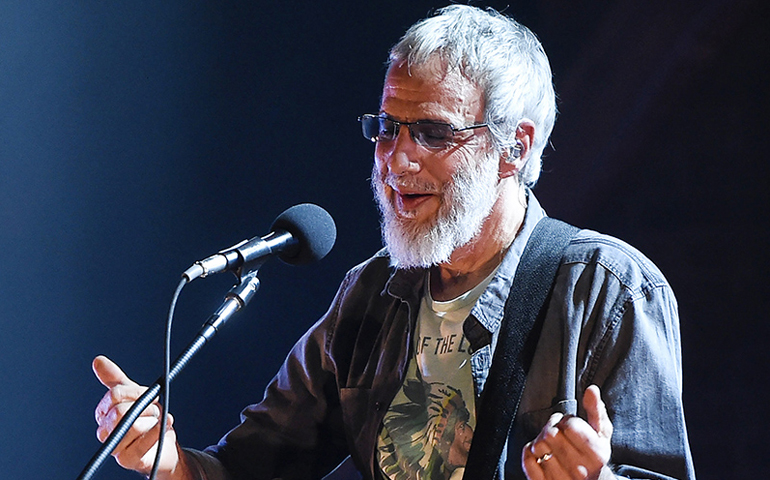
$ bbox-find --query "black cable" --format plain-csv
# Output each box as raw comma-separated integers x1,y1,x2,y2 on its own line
148,277,187,480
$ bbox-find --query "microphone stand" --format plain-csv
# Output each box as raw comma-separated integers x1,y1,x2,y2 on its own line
77,269,262,480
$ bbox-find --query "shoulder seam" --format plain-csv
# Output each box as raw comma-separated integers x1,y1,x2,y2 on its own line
564,235,668,297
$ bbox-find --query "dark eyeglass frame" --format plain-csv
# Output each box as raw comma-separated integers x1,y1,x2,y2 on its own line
358,113,488,150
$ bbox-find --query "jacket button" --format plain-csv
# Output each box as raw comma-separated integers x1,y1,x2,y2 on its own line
375,402,383,411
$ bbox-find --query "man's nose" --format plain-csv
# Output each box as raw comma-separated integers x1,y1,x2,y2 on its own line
385,126,421,175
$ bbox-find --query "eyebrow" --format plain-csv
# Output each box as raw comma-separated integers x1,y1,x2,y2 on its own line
377,112,456,126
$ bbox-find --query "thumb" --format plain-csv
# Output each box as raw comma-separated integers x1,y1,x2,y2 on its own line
583,385,612,439
92,355,135,389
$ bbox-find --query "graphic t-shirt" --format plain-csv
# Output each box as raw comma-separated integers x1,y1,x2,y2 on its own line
377,272,494,480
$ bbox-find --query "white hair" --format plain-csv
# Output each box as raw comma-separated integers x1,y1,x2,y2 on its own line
388,5,557,187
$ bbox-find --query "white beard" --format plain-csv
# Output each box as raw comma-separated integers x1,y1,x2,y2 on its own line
371,154,500,268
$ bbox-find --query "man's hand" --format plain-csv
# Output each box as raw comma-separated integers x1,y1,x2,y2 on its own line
93,355,192,480
522,385,614,480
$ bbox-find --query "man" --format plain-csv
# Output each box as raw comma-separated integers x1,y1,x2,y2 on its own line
94,5,695,480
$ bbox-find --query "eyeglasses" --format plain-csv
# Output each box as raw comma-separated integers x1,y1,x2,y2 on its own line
358,114,488,150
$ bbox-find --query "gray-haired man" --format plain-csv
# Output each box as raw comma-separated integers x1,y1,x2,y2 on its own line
94,6,695,480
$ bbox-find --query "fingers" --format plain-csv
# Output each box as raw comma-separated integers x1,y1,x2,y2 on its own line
95,384,152,423
524,413,590,480
91,356,182,475
113,414,178,474
523,414,569,479
524,439,571,480
583,385,613,440
93,357,149,427
95,399,163,442
522,444,547,480
93,356,156,451
521,388,614,480
553,415,610,475
93,355,136,389
95,394,176,473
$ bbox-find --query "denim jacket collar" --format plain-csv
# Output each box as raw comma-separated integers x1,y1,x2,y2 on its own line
470,191,546,336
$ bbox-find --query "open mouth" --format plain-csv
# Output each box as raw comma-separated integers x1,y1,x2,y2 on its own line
396,191,434,212
402,192,431,200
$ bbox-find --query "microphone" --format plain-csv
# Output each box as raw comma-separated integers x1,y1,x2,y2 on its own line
183,203,336,281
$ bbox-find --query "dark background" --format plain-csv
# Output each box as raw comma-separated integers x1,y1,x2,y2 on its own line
1,1,767,478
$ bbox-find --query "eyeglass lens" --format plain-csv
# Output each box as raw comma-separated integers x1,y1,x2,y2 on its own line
361,115,455,149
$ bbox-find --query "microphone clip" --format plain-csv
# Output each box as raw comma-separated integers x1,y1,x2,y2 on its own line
182,230,297,283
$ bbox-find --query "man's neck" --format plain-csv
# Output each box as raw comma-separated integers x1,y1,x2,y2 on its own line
430,184,527,301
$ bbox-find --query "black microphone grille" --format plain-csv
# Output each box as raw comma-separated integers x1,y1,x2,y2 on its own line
270,204,336,265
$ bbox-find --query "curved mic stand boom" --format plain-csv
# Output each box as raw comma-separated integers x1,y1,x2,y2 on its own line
76,269,262,480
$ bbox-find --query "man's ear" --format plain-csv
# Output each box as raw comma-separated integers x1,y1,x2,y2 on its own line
499,119,535,179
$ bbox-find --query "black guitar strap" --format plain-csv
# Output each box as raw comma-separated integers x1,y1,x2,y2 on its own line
462,217,579,480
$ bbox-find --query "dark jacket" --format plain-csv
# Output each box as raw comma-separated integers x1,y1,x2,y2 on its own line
186,194,695,480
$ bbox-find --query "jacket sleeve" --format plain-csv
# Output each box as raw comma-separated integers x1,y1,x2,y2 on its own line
586,275,695,479
511,233,696,480
564,235,696,480
183,271,357,480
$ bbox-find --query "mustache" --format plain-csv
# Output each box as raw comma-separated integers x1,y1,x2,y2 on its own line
380,173,442,194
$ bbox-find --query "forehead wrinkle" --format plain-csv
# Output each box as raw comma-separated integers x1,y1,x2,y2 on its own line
381,61,484,126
